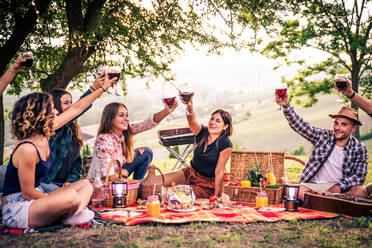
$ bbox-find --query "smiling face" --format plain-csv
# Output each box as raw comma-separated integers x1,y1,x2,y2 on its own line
60,93,73,113
112,105,129,135
333,117,356,141
208,112,228,136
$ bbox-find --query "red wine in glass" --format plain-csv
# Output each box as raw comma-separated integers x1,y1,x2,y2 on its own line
336,81,347,90
108,72,120,81
22,57,34,68
180,92,193,104
163,97,175,108
275,88,287,98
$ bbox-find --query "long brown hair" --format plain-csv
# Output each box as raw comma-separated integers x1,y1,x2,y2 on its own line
198,109,233,152
48,89,84,149
97,102,134,162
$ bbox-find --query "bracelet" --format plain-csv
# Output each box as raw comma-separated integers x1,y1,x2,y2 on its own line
98,86,106,92
90,86,97,91
347,91,355,99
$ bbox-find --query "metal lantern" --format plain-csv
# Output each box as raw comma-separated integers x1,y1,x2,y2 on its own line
111,181,128,208
283,184,300,212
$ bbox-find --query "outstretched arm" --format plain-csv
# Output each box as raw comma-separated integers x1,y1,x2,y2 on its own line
276,92,325,145
53,74,116,130
0,55,26,95
337,79,372,115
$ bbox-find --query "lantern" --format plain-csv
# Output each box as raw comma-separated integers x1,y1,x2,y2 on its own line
283,184,300,212
111,181,128,208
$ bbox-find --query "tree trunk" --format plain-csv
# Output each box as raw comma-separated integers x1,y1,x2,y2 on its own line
351,66,360,139
0,0,52,163
0,95,3,165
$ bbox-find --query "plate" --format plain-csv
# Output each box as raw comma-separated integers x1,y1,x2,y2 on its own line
167,206,198,212
257,207,286,213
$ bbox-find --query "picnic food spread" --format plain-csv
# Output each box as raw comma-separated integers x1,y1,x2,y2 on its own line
167,185,195,210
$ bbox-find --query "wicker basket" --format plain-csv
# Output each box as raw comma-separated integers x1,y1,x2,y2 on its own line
102,159,140,207
224,151,305,205
141,165,165,200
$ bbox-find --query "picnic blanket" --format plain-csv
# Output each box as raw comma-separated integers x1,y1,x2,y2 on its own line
97,204,339,226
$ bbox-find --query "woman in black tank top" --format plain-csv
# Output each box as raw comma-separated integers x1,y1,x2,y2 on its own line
161,92,233,199
2,73,116,229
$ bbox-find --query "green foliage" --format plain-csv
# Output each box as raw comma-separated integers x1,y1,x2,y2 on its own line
82,144,92,157
168,145,180,159
1,0,228,94
360,129,372,141
232,0,372,108
292,145,306,156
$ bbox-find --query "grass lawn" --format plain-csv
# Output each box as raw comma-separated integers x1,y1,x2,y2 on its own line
1,155,371,248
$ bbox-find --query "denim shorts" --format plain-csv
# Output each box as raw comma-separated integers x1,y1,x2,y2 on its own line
2,187,44,229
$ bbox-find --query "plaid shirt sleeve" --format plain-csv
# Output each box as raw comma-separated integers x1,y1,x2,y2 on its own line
282,104,327,145
337,142,368,191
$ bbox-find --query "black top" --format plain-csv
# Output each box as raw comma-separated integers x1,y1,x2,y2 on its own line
190,125,232,178
3,141,53,197
53,141,80,184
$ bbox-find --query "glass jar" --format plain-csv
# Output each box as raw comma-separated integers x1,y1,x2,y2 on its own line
147,195,160,216
256,191,268,208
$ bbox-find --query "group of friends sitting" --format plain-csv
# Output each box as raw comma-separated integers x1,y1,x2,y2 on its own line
0,54,371,229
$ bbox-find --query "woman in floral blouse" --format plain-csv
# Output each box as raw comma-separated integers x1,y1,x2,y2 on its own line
87,100,178,181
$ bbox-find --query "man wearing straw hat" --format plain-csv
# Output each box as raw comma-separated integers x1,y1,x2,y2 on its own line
276,93,368,200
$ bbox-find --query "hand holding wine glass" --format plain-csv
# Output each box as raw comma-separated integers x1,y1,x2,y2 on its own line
275,83,287,110
107,65,121,95
334,74,349,102
162,83,178,118
102,69,118,91
334,74,352,100
275,90,288,108
21,52,36,83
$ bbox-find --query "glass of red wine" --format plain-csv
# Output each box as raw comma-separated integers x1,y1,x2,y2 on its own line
335,74,348,103
107,66,121,95
162,83,177,119
179,85,194,114
275,84,287,110
21,52,35,83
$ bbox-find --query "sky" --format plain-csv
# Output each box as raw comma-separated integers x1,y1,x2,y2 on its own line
126,47,301,94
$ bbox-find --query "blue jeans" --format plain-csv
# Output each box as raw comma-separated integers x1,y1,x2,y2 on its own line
39,182,63,193
123,147,153,180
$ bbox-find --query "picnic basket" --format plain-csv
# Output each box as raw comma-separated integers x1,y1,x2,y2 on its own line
224,151,305,205
103,159,140,207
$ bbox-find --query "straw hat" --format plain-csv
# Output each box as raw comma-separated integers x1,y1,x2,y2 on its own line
329,106,362,126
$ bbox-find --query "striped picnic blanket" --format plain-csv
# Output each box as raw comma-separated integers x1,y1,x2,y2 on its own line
97,204,339,226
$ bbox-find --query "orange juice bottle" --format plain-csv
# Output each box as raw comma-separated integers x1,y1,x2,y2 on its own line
147,195,160,216
256,191,268,208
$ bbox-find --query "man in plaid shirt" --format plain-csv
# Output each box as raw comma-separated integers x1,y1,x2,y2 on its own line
276,93,368,200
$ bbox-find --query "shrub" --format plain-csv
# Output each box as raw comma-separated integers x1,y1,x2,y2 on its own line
292,145,305,156
169,145,180,159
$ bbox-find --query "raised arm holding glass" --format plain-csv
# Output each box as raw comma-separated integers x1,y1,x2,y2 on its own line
276,92,368,200
161,92,233,199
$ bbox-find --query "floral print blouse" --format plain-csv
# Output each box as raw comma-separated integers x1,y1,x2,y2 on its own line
87,115,157,179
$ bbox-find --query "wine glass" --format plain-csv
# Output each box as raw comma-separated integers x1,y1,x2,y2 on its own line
21,52,35,83
275,83,287,110
335,74,348,103
162,83,177,119
179,85,194,114
107,65,121,96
